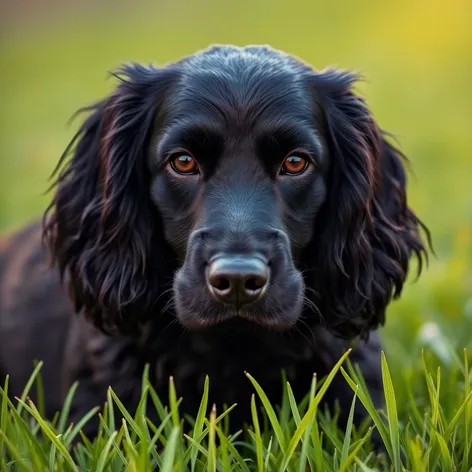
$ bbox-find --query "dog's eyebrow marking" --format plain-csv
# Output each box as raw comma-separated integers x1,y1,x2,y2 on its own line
150,121,226,173
259,123,325,158
168,117,225,137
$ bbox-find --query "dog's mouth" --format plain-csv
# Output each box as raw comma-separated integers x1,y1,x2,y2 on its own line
176,310,300,334
177,307,299,332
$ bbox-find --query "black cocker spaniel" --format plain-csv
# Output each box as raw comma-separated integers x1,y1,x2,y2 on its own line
0,45,429,439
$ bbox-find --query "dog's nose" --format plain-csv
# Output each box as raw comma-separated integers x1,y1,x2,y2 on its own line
207,256,269,305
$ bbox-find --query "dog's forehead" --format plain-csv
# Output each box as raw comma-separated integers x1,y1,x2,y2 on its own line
183,45,306,79
173,47,313,127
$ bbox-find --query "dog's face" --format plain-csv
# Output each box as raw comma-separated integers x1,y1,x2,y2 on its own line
45,45,428,338
148,51,329,329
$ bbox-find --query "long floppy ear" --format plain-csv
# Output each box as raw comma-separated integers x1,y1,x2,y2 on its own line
43,64,179,333
308,69,430,339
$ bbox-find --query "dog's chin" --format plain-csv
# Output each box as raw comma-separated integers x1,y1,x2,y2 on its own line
175,306,302,332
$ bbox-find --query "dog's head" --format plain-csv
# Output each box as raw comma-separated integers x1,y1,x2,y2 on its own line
44,45,429,338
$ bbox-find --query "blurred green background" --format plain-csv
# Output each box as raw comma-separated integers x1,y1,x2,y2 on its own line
1,0,471,386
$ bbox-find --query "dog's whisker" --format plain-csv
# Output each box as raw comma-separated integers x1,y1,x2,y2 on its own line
301,294,322,319
304,285,320,298
293,322,316,349
155,286,174,301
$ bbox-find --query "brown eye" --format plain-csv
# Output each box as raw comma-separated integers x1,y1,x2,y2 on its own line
169,153,199,175
281,154,308,175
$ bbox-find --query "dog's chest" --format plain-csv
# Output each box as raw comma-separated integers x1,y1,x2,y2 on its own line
78,318,349,426
145,324,333,415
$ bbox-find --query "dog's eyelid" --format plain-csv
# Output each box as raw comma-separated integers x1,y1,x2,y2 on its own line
163,147,195,160
285,148,317,164
286,147,313,157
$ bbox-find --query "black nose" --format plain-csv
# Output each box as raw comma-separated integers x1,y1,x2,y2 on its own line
206,256,270,305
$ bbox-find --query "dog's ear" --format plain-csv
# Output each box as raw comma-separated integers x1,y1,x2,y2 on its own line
308,69,429,339
43,64,179,333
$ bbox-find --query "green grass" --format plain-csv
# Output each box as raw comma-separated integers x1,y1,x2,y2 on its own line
1,339,471,471
1,0,471,469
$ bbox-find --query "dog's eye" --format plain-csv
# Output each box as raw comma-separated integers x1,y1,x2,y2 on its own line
280,154,309,175
169,154,199,175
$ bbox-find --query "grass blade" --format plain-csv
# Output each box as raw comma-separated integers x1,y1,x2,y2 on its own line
286,382,302,427
298,374,317,472
106,386,116,432
108,387,142,437
340,427,373,472
246,372,287,453
381,352,402,470
212,429,252,472
435,431,453,470
0,376,9,462
0,430,34,472
16,361,43,415
208,404,217,472
2,393,49,466
251,394,264,472
340,366,392,458
160,426,180,472
461,348,470,472
265,436,274,471
279,349,352,471
191,375,210,471
18,399,78,471
169,376,181,428
57,381,79,434
340,387,358,466
215,420,232,471
95,431,118,472
184,434,209,458
63,407,100,446
33,361,45,419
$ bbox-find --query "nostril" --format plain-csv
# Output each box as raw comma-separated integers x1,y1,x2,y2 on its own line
211,276,231,292
244,276,267,292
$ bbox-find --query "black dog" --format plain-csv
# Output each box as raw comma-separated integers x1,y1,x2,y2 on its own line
0,45,428,438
